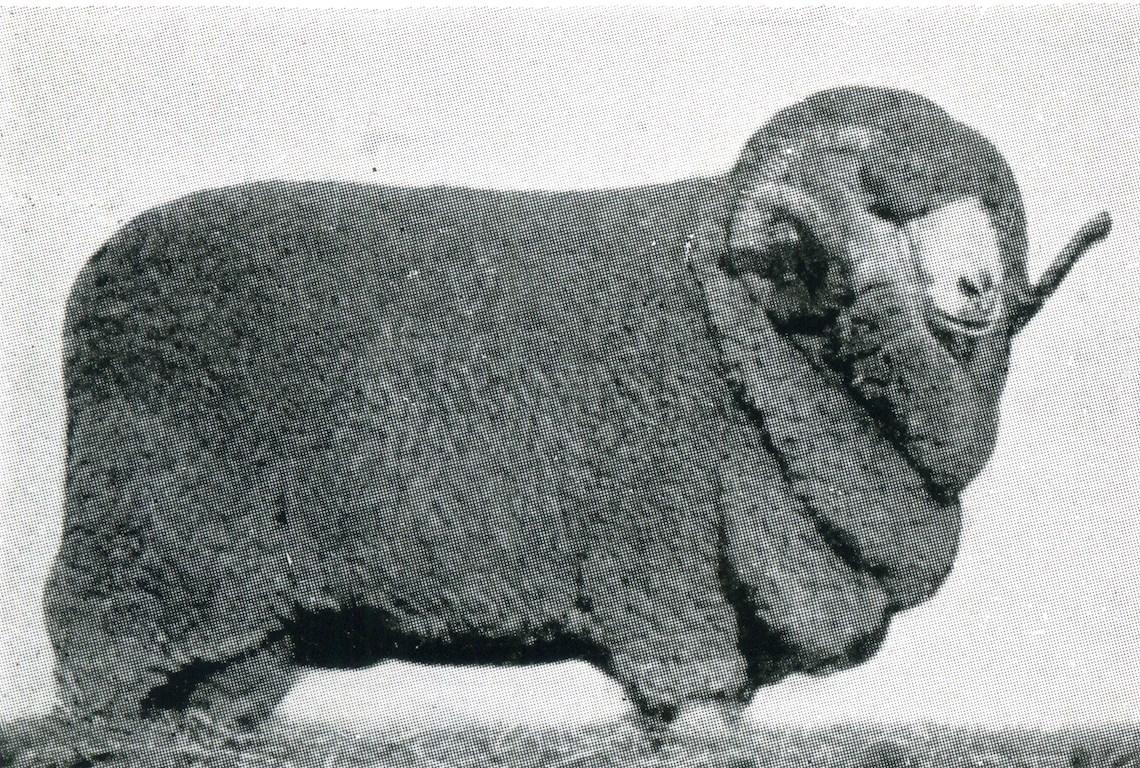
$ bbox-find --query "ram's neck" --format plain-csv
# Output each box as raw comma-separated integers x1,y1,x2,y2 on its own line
688,226,961,613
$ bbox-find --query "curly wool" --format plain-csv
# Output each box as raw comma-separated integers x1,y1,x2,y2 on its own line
45,86,1024,727
49,179,755,721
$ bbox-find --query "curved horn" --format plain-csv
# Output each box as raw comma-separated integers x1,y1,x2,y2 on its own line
728,182,841,260
1013,211,1112,333
725,181,852,330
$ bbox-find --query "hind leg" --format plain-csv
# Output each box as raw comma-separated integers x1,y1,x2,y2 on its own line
49,606,296,730
45,558,174,725
51,401,297,728
49,624,171,725
48,542,294,730
172,635,298,728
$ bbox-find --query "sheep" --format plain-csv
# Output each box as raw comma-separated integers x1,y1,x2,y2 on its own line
43,85,1111,731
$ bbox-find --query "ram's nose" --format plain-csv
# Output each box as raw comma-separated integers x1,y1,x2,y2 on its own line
957,266,995,301
926,265,1002,336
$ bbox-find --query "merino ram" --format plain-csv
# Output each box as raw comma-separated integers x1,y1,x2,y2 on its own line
45,86,1111,728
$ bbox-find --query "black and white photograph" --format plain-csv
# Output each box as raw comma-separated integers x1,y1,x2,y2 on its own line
1,5,1137,766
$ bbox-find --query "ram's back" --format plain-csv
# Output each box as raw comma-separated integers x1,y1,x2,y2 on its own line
58,178,737,648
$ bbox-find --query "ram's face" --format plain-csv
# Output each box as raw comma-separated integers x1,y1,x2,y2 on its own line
726,180,1022,497
722,96,1111,497
836,194,1018,352
726,184,1022,342
905,197,1007,339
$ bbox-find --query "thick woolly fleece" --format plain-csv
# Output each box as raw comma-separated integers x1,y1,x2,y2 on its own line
45,86,1025,725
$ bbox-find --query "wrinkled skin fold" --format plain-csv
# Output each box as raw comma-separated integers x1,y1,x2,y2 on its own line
707,86,1109,677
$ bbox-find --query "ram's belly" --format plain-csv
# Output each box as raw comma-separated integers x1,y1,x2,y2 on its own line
280,343,586,641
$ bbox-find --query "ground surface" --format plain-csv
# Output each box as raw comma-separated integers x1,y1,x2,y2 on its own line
1,715,1137,768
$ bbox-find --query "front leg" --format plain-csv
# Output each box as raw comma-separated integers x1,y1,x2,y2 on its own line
578,521,751,723
604,622,750,722
569,434,752,725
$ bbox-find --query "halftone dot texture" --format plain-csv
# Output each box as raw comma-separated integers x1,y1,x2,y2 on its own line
44,85,1038,739
4,716,1138,766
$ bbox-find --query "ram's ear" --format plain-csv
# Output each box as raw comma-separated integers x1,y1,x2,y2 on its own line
724,183,846,331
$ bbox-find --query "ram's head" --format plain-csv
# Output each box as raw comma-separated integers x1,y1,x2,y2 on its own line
722,87,1110,497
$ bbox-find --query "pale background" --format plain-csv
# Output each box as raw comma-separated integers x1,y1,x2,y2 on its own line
1,6,1137,728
